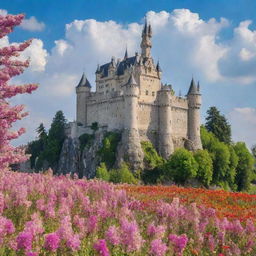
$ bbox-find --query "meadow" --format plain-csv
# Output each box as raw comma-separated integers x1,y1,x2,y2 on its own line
0,170,255,256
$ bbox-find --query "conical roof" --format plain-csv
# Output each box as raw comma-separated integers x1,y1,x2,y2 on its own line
187,78,198,95
76,73,91,88
127,73,137,85
124,48,128,59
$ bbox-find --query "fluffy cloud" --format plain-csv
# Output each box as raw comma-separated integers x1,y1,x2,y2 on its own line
228,108,256,148
7,9,256,146
20,16,45,31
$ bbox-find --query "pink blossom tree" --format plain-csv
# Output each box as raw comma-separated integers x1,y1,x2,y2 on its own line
0,13,38,171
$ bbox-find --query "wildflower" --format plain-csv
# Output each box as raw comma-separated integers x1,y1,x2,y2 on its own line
147,223,166,239
66,234,81,251
44,233,60,252
105,226,120,245
150,239,168,256
94,239,110,256
245,219,255,233
26,252,38,256
87,215,98,233
120,218,144,252
16,231,33,251
169,234,188,255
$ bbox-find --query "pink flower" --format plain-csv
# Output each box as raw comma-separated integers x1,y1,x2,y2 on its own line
66,234,81,251
44,232,60,252
105,226,120,245
147,223,166,239
16,231,33,251
150,239,168,256
169,234,188,255
120,218,144,252
94,239,110,256
26,252,38,256
87,215,98,233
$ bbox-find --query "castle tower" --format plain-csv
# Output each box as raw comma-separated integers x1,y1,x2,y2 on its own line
120,73,143,169
140,21,152,58
76,73,91,126
158,86,174,159
186,78,202,150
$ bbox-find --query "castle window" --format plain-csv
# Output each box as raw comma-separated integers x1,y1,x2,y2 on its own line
146,90,149,95
106,90,109,94
105,84,109,87
152,91,155,96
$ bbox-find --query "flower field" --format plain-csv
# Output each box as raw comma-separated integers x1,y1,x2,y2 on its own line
118,185,256,222
0,170,255,255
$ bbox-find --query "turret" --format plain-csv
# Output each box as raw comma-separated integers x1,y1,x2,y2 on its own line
108,56,116,76
140,21,152,58
123,73,139,130
158,86,174,158
76,73,91,126
186,78,202,150
121,73,143,170
156,60,162,79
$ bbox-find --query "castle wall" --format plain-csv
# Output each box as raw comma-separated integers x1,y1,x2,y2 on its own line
86,97,125,130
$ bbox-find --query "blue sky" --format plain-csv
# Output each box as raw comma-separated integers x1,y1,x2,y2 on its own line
0,0,256,148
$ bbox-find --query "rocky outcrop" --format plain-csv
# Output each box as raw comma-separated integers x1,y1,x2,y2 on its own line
58,137,80,175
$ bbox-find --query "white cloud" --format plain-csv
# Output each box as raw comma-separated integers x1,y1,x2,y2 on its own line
229,108,256,149
20,16,45,31
0,9,7,16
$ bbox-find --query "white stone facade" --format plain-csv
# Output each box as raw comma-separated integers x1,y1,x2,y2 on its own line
75,22,202,160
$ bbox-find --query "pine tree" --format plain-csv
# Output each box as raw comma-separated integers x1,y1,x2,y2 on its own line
0,13,38,171
44,111,66,167
36,123,47,140
205,106,232,144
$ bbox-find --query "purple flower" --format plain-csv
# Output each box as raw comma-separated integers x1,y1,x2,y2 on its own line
87,215,98,233
147,223,166,239
94,239,110,256
16,231,33,251
66,234,81,251
105,226,120,245
44,232,60,252
150,239,168,256
245,219,255,234
26,252,38,256
168,234,188,254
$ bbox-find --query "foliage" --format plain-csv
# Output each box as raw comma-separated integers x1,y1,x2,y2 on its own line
98,132,121,169
79,133,94,151
141,166,165,185
1,171,256,255
141,141,164,169
194,149,213,187
205,106,232,144
164,148,198,184
43,111,66,168
109,163,137,184
234,142,254,191
96,162,110,181
251,144,256,159
0,13,38,171
91,121,99,132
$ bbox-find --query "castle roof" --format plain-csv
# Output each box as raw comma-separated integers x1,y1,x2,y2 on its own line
76,73,91,88
187,78,198,95
127,73,137,85
97,55,139,77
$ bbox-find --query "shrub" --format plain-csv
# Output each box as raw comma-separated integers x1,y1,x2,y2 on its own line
79,133,94,152
109,163,137,184
98,132,121,169
141,141,164,169
165,148,198,184
194,150,213,187
96,163,110,181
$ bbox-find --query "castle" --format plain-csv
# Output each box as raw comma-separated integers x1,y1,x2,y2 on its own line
75,22,202,169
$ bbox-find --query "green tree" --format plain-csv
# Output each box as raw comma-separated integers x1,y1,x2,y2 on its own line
234,142,254,191
96,162,110,181
36,123,47,140
109,163,137,184
141,141,164,169
44,111,67,168
194,150,213,187
251,144,256,159
205,106,231,144
165,148,198,184
98,132,121,169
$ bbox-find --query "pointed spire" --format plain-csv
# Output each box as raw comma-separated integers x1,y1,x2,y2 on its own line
148,23,152,37
143,19,148,35
197,81,200,92
76,73,91,88
96,64,100,73
124,47,128,60
127,73,137,86
156,60,162,72
187,77,197,95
